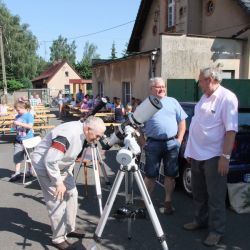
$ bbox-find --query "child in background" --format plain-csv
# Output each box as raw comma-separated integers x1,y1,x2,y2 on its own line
114,98,125,123
70,97,76,107
57,90,64,118
9,101,34,182
34,94,42,105
105,96,113,111
125,103,133,117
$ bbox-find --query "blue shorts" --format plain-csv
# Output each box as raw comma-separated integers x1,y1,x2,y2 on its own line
13,142,25,164
144,138,180,178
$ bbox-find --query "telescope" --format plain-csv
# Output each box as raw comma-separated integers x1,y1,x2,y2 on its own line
93,95,168,250
84,97,107,119
100,95,162,150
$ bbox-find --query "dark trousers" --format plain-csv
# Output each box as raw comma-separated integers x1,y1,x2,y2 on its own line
191,157,227,235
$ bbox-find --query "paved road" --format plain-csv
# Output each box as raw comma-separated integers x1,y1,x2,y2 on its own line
1,114,250,250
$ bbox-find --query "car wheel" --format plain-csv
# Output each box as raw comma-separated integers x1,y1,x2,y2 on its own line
180,163,192,196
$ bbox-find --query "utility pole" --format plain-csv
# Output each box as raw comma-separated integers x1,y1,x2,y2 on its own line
0,26,8,102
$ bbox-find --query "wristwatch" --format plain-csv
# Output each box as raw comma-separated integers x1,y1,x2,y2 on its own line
221,153,230,160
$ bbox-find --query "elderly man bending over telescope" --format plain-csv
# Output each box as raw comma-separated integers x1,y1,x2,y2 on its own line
31,116,106,250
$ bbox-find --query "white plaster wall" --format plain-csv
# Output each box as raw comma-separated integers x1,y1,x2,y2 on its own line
48,63,83,96
161,35,244,80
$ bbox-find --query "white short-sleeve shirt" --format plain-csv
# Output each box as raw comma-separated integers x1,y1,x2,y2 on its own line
184,85,238,160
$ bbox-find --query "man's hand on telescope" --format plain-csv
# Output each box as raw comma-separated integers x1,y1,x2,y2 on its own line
54,182,66,201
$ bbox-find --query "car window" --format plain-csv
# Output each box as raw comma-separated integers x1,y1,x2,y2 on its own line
238,112,250,131
181,104,250,131
181,105,195,129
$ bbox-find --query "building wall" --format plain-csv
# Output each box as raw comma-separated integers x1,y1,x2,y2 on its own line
161,35,245,80
174,0,189,33
172,0,250,37
92,54,158,102
187,0,202,34
201,0,250,37
140,0,161,52
48,63,84,96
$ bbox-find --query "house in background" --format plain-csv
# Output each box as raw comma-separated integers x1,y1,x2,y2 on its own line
32,60,89,98
92,0,250,104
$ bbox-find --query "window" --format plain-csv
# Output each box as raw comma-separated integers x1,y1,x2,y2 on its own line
222,70,235,79
65,71,69,77
167,0,175,28
122,81,131,105
206,0,215,16
98,81,104,97
64,85,70,94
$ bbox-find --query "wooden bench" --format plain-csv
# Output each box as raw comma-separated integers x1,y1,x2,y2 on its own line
0,125,55,134
104,123,121,127
0,118,47,128
0,113,56,120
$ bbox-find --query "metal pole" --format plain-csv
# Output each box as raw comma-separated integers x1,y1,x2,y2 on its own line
0,26,7,102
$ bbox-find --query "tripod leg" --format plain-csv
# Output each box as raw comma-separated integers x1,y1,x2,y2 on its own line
74,148,88,183
94,169,125,241
134,170,168,250
84,162,88,197
96,146,111,185
124,171,133,239
125,171,134,239
91,147,103,215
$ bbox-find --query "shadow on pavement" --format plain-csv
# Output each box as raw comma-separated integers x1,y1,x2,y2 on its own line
0,207,52,249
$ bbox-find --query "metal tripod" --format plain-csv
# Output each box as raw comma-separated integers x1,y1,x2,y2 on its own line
75,142,111,216
93,157,168,250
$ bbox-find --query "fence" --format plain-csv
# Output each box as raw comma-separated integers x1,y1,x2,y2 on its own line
168,79,250,108
0,88,53,105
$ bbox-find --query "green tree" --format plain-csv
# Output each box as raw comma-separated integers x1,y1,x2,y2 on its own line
110,41,117,59
50,35,76,65
0,3,40,81
0,79,23,91
36,56,50,76
20,77,32,89
74,41,100,79
122,42,129,57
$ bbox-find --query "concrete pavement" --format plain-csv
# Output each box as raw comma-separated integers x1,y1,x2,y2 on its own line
1,114,250,250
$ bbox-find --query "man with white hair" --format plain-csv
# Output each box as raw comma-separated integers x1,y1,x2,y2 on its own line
31,116,106,250
184,66,238,247
143,77,187,214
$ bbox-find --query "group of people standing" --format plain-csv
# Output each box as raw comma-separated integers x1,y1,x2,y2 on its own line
141,66,238,247
7,64,238,249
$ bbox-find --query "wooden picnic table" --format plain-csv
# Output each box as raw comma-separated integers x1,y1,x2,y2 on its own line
0,113,56,121
6,109,50,115
104,122,121,127
0,118,47,128
94,112,114,117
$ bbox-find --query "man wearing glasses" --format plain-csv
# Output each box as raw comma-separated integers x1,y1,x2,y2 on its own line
31,116,106,250
142,77,187,214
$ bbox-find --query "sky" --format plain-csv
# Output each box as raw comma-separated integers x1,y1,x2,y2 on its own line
3,0,141,61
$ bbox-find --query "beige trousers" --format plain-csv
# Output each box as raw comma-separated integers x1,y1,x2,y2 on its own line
37,173,78,244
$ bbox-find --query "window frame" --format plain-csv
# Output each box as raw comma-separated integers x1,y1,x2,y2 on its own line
167,0,175,28
98,81,104,97
122,81,131,105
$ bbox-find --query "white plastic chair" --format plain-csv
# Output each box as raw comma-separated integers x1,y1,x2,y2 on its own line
22,136,41,185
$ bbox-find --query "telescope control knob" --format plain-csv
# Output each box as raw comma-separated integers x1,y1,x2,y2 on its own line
116,148,133,165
